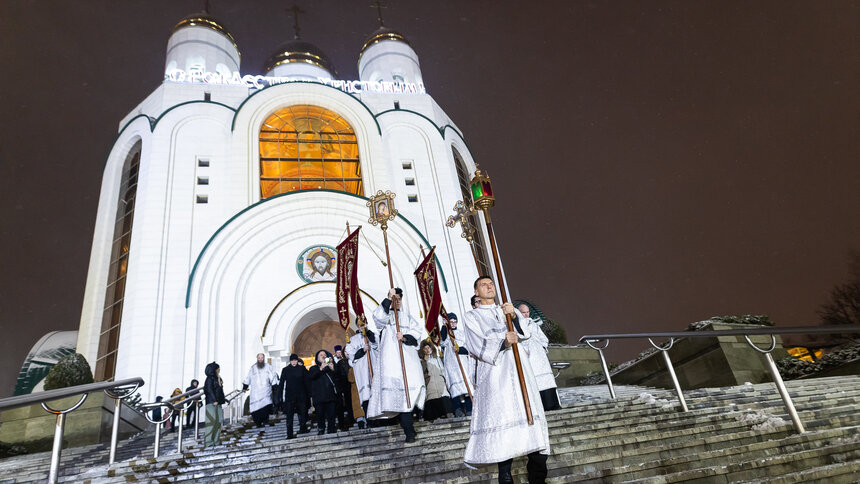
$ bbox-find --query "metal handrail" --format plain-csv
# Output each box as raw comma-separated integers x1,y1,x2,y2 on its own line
139,387,205,457
0,377,143,411
0,377,144,484
579,325,860,341
578,325,860,434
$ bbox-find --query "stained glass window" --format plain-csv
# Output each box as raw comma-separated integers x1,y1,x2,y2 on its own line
259,105,363,198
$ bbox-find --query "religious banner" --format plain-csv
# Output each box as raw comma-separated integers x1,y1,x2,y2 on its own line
336,228,364,329
414,247,443,344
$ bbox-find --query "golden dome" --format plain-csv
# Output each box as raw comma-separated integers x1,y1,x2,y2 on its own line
263,40,336,76
359,27,411,59
173,13,240,56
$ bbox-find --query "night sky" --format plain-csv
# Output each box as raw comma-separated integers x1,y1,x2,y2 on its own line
0,1,858,397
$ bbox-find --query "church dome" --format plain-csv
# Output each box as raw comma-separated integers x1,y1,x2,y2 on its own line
172,12,239,52
358,26,422,85
263,40,336,79
165,11,241,76
359,27,411,60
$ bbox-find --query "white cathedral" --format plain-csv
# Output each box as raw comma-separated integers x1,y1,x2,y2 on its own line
75,11,500,400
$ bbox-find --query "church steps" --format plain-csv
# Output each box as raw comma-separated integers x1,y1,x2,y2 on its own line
81,409,857,484
614,440,860,483
58,402,858,483
735,460,860,483
543,425,860,483
3,378,859,483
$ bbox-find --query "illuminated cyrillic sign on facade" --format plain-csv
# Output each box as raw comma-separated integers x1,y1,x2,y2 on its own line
164,68,426,95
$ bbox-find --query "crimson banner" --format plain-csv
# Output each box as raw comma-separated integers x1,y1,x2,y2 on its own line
414,248,443,344
336,228,364,329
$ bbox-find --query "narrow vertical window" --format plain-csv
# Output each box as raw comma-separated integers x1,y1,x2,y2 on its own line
95,142,141,381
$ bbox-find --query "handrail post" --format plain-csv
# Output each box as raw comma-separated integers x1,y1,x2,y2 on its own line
177,406,185,453
48,413,66,484
649,338,688,412
194,396,202,440
109,397,121,463
745,335,805,433
41,394,88,484
586,339,616,399
154,421,162,458
104,382,141,465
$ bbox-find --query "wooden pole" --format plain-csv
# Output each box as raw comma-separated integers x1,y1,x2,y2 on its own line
382,226,411,409
348,220,374,382
482,210,533,425
419,246,473,401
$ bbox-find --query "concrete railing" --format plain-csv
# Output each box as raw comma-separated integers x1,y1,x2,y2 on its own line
580,325,860,434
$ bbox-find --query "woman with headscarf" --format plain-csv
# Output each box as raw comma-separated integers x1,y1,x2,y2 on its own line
169,387,182,432
308,349,338,435
419,339,452,422
203,361,226,447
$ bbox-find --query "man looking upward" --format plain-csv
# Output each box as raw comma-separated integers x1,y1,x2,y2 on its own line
462,276,550,483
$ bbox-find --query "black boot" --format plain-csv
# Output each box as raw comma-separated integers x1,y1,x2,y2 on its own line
526,452,548,484
498,459,514,484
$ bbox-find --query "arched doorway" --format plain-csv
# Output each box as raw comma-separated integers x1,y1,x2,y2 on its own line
292,320,351,362
291,320,363,420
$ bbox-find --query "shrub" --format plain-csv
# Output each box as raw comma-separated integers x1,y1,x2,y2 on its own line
43,353,94,390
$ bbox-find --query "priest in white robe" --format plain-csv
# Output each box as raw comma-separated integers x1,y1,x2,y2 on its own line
242,353,280,427
440,312,475,416
518,304,561,412
367,287,427,442
346,316,377,428
463,276,550,484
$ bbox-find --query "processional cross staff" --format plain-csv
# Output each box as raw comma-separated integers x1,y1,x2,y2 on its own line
446,200,482,273
419,245,474,401
366,190,411,409
469,166,534,425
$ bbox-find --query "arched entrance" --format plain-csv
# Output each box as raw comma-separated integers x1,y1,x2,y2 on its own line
292,320,351,362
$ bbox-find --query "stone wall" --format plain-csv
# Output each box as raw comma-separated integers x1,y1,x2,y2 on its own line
547,345,603,387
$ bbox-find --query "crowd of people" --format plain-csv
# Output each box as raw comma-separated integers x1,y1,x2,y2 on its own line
151,275,560,483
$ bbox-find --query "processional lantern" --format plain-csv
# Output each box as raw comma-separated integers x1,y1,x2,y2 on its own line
467,164,534,425
470,167,495,214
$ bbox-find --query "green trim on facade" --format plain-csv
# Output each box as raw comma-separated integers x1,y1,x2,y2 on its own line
185,189,448,307
229,81,382,135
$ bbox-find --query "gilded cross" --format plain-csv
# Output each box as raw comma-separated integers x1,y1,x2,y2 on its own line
371,0,387,27
287,4,306,39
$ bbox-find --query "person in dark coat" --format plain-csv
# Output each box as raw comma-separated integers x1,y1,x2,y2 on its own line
185,379,201,427
203,361,226,447
309,349,338,435
333,345,354,430
278,353,310,439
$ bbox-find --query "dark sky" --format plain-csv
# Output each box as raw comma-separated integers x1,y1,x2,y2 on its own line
0,1,858,397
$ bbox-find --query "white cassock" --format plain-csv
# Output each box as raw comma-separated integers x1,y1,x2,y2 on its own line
367,302,426,418
523,317,557,391
462,303,550,466
440,323,475,399
346,331,376,403
243,363,279,413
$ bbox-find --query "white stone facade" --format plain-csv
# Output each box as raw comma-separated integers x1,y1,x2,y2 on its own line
77,21,496,400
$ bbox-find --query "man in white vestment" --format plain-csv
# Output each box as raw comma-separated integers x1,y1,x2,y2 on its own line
242,353,280,427
367,287,427,442
463,276,550,484
518,304,561,411
346,316,377,429
440,312,475,416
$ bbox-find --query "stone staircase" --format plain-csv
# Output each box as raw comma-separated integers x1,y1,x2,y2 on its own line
0,377,857,483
